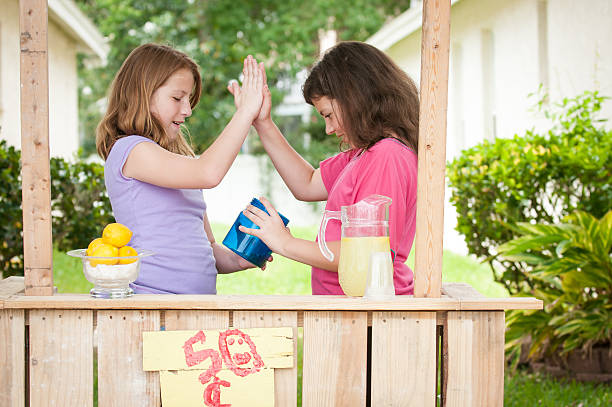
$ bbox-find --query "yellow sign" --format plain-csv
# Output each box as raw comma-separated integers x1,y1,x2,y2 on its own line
160,369,274,407
143,327,294,407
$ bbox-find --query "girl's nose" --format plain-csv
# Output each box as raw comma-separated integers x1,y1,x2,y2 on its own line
325,121,335,135
182,101,192,117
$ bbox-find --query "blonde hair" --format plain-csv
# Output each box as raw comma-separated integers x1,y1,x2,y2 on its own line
96,43,202,159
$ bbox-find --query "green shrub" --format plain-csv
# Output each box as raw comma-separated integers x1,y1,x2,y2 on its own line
499,210,612,360
50,156,114,252
0,141,24,277
0,140,113,277
448,91,612,295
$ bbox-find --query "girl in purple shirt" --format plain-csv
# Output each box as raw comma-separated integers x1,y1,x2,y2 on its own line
236,41,419,295
96,43,264,294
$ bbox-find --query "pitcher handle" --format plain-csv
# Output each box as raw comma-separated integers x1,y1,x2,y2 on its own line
318,210,341,262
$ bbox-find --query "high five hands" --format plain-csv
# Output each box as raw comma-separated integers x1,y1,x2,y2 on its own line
226,55,265,122
228,57,271,125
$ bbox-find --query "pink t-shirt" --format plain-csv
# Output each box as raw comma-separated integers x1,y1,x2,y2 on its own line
313,138,417,295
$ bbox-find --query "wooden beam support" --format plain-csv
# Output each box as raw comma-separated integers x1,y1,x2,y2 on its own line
19,0,53,295
414,0,451,298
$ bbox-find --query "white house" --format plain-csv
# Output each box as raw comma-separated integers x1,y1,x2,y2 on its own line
0,0,108,160
368,0,612,253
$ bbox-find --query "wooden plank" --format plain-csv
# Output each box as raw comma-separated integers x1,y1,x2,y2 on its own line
0,309,25,407
234,311,298,407
371,312,437,406
3,294,543,311
0,277,25,308
458,300,539,310
472,312,504,406
0,276,25,298
445,311,505,406
97,310,160,407
164,310,229,331
442,282,485,299
441,315,449,407
302,311,367,407
29,310,93,406
446,311,473,406
413,0,451,299
20,0,53,296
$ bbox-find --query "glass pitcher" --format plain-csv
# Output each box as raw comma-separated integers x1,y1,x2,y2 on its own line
318,194,392,296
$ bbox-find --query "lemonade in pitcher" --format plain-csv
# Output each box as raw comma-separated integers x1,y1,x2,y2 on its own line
318,195,393,297
337,236,391,296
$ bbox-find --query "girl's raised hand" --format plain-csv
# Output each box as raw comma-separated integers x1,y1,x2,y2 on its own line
228,55,263,121
254,62,272,126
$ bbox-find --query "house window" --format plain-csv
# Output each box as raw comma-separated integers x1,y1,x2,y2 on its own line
481,28,497,140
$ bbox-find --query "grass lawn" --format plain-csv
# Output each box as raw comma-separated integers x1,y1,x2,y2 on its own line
53,223,508,297
51,224,610,404
505,369,610,406
214,224,509,297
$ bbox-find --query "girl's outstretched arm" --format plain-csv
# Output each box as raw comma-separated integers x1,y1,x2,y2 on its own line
239,197,340,272
203,213,266,274
229,64,327,202
123,56,263,189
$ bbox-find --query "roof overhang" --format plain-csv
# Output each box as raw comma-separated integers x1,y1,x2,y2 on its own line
367,0,462,51
49,0,109,65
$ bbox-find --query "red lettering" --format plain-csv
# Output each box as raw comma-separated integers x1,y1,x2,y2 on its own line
218,329,264,377
182,330,222,384
203,376,231,407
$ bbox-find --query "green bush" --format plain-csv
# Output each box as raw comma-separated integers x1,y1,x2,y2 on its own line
0,140,113,277
448,91,612,295
0,141,24,277
500,210,612,360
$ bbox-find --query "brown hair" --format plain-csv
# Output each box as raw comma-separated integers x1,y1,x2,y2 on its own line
96,43,202,159
303,41,419,152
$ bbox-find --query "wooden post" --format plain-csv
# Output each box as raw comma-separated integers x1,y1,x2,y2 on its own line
19,0,53,296
414,0,451,298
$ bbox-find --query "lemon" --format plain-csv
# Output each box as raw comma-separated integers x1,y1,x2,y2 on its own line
89,244,119,267
118,245,138,264
86,238,105,256
102,223,132,247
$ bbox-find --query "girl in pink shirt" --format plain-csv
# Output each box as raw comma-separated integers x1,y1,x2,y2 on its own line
236,41,419,295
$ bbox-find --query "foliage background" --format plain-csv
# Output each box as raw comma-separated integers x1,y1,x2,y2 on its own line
447,91,612,296
500,210,612,361
76,0,411,162
0,140,113,277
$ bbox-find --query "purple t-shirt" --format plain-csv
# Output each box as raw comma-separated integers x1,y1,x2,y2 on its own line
104,135,217,294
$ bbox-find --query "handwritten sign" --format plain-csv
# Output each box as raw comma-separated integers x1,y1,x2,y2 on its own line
143,327,294,407
160,369,274,407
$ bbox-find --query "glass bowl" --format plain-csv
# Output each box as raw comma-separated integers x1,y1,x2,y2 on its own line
67,248,154,298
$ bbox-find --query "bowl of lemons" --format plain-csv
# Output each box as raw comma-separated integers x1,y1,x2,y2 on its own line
67,223,153,298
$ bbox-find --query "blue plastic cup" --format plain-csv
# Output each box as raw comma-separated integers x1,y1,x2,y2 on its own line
222,198,290,268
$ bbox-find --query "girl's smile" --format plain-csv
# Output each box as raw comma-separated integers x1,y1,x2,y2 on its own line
150,68,195,139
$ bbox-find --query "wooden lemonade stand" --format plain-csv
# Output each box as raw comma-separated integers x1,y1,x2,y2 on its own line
0,0,542,405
